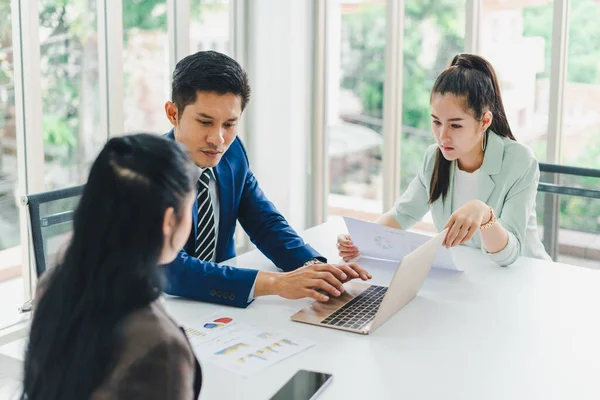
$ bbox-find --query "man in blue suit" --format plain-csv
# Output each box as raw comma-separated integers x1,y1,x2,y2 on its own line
163,51,371,308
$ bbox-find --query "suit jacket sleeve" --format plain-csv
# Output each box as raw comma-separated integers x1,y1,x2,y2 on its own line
236,147,324,271
163,252,259,308
482,156,540,266
109,339,196,400
386,146,433,229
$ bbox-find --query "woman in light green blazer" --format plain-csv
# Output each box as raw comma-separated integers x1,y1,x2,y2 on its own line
338,54,550,266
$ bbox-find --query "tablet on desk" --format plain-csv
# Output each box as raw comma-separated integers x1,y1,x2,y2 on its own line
269,369,333,400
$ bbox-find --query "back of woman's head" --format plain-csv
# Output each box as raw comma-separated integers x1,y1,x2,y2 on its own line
431,53,514,140
22,134,196,400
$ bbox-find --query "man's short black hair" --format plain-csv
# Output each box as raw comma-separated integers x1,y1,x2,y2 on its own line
171,50,251,115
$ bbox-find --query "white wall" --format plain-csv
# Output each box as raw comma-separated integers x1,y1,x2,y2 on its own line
245,0,315,230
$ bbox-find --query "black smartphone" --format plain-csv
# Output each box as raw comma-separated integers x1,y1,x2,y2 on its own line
269,369,333,400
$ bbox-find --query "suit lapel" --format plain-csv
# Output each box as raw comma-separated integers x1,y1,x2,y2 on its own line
213,156,234,261
477,132,504,205
190,190,199,255
432,133,504,229
478,174,496,206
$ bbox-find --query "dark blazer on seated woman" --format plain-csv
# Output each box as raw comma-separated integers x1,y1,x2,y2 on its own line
22,134,202,400
89,298,201,400
34,273,202,400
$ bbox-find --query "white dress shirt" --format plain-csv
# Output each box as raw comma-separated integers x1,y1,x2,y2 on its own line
452,163,480,247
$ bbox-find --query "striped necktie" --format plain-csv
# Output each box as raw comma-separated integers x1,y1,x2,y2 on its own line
194,169,216,261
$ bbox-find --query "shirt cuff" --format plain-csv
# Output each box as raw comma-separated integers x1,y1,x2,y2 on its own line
386,210,417,231
302,258,321,266
248,275,258,303
481,230,519,266
247,258,323,303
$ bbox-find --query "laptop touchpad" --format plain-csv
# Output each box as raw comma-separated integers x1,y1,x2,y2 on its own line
309,281,372,318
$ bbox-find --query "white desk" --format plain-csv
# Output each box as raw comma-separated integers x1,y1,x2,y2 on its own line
165,218,600,400
2,218,600,399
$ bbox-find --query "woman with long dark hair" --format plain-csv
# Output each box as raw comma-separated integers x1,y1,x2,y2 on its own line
22,134,201,399
338,54,549,266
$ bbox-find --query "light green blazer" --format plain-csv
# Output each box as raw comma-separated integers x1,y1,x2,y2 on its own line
387,132,551,266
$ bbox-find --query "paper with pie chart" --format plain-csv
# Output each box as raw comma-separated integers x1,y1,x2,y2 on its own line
184,314,314,376
343,217,460,271
181,314,241,347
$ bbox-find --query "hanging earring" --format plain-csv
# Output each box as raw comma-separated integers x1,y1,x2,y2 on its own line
482,130,488,152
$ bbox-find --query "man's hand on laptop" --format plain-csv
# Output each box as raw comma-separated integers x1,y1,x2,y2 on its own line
254,263,371,302
337,234,360,262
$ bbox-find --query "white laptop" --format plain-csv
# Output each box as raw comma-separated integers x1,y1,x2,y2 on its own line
291,229,447,335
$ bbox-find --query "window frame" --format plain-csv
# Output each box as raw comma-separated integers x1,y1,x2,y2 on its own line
1,0,240,339
311,0,589,261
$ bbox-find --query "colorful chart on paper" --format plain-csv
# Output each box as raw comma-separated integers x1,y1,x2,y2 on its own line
185,314,314,376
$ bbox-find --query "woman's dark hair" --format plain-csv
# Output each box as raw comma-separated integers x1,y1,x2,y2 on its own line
429,54,516,204
172,50,251,114
21,134,196,400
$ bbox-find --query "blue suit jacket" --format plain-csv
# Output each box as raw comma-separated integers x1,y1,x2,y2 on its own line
163,130,324,307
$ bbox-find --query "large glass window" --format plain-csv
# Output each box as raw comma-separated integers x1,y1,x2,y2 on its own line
555,0,600,266
480,0,599,266
481,0,552,252
123,0,170,135
327,0,386,219
481,0,553,162
39,0,103,190
326,1,465,222
561,0,600,171
400,0,465,196
190,0,231,55
0,0,23,329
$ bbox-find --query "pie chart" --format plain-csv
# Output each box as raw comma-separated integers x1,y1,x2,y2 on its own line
374,235,393,250
204,317,233,329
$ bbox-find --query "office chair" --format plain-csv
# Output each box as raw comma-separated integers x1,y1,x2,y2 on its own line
18,185,84,312
537,163,600,260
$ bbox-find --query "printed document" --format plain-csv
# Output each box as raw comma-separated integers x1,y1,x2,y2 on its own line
183,313,314,376
343,217,460,271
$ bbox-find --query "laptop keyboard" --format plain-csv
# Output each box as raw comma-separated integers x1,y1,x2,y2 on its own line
320,285,387,330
